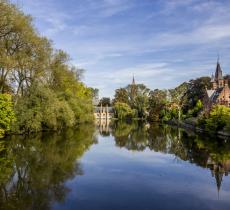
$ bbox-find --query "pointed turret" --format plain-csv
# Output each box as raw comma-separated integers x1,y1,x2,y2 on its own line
211,74,215,82
131,75,137,99
215,61,223,81
132,74,135,85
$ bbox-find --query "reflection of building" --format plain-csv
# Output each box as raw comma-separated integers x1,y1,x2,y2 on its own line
207,158,230,193
95,119,112,135
94,105,114,119
205,61,230,108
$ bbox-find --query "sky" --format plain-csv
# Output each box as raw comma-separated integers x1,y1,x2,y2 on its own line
11,0,230,97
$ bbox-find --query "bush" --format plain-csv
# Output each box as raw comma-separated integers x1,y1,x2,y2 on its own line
205,105,230,133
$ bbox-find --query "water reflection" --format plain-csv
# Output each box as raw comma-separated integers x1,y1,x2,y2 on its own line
95,119,112,136
109,121,230,194
0,124,96,210
0,121,230,209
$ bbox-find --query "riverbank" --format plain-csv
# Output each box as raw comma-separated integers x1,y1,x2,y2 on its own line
166,118,230,139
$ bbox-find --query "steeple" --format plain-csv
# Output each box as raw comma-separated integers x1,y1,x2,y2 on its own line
215,59,223,81
131,74,137,98
132,74,135,85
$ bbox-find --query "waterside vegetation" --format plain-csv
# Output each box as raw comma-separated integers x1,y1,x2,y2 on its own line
112,76,230,136
0,0,230,138
0,0,94,136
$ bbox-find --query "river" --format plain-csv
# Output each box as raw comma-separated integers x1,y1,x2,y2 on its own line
0,121,230,210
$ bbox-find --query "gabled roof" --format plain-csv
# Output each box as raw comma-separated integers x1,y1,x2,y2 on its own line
206,88,223,103
206,89,215,98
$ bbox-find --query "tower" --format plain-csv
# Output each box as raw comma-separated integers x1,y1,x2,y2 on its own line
132,74,135,85
215,61,224,88
206,60,230,107
131,75,137,98
211,74,217,90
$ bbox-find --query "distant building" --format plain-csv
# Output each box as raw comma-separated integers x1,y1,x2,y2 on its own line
94,105,114,120
205,61,230,108
130,75,137,99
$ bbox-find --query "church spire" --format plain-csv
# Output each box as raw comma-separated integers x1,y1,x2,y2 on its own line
131,74,137,98
132,74,135,85
215,57,223,81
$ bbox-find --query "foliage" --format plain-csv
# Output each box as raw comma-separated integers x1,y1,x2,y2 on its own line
169,82,188,120
147,83,188,122
113,88,129,105
0,94,15,137
114,102,135,120
0,1,94,134
205,105,230,133
148,89,167,121
113,83,150,119
187,99,203,117
182,77,210,113
98,97,111,106
13,84,74,133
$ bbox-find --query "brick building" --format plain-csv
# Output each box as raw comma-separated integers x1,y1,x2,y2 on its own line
205,61,230,108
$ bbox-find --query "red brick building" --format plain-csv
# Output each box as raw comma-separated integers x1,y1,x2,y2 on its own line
205,62,230,108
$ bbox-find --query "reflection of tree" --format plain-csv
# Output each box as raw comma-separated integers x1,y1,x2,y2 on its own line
112,121,230,193
112,121,149,151
0,124,96,210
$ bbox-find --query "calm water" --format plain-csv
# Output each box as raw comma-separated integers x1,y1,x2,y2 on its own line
0,122,230,210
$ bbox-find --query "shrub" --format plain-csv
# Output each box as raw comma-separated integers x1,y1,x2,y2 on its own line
205,105,230,133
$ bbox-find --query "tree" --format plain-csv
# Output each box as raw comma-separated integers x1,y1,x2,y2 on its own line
205,105,230,133
187,99,203,117
169,82,188,120
0,1,95,134
113,88,129,105
183,77,211,113
0,94,15,137
98,97,111,106
148,89,167,121
114,102,135,120
113,84,150,119
90,88,99,105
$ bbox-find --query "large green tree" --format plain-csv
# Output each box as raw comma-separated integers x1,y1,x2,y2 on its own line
148,89,167,121
183,77,211,113
113,83,150,119
0,1,94,134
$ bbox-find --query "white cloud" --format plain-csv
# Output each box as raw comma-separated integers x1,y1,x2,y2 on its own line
12,0,230,97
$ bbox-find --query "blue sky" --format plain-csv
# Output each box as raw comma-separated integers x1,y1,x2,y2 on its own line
12,0,230,97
